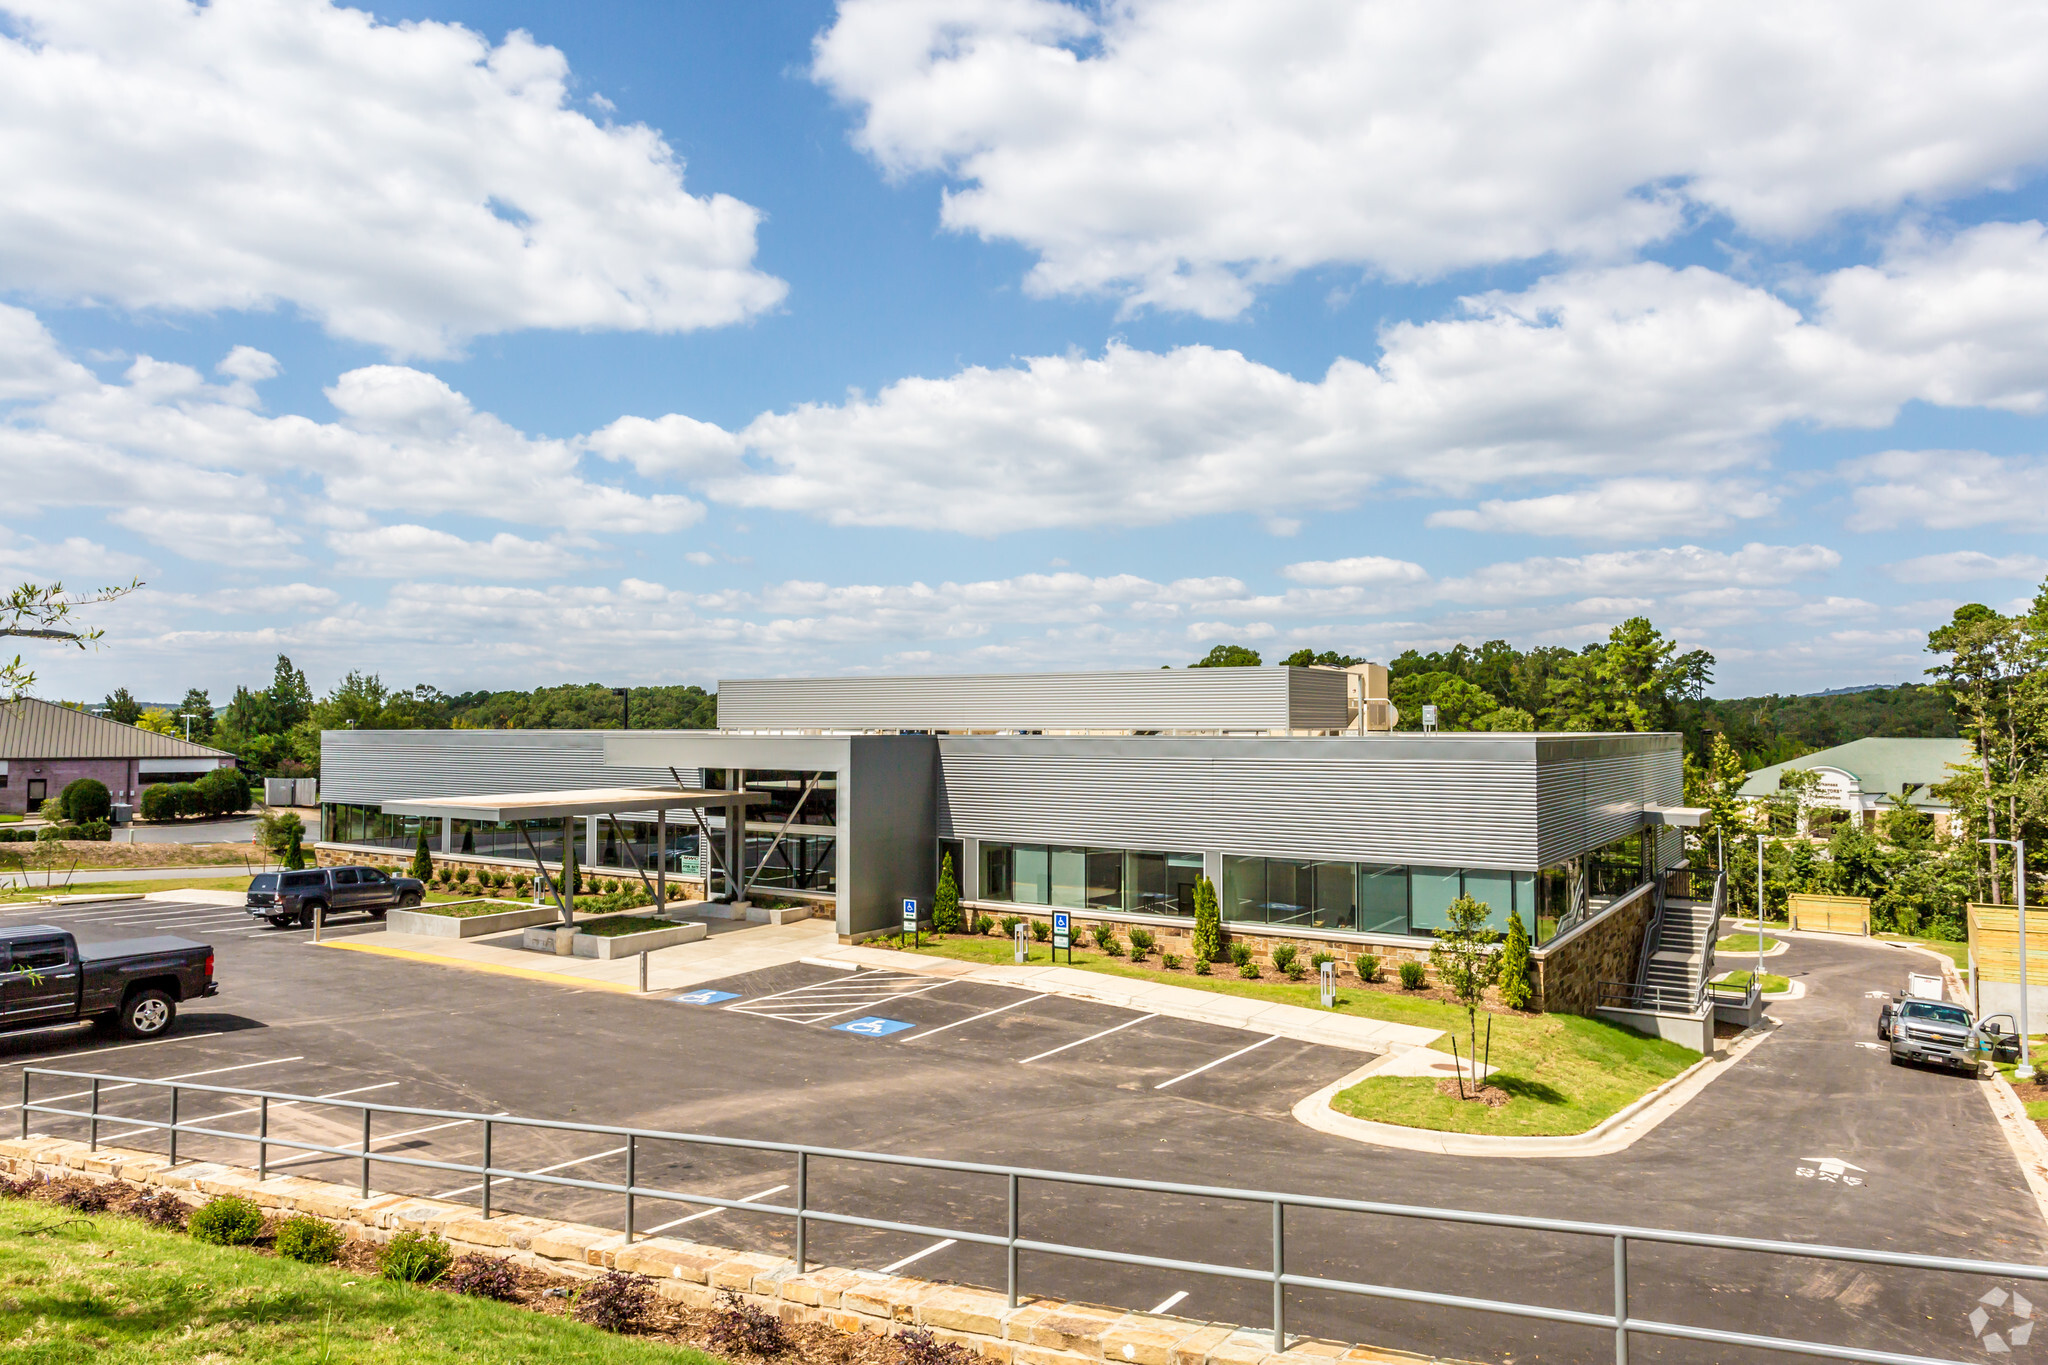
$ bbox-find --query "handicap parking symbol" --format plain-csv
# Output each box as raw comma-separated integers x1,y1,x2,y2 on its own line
834,1016,915,1038
670,990,740,1005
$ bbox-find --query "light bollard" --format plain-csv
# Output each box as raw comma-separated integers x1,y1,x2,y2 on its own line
1014,922,1029,964
1319,958,1336,1009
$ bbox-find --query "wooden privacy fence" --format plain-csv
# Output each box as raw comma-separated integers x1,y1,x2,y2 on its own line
1788,893,1870,936
1966,903,2048,987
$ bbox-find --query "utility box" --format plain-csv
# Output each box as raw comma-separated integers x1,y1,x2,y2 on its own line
264,777,295,807
294,778,319,807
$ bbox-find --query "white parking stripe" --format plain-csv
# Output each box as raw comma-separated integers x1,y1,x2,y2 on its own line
903,994,1047,1041
0,1030,224,1068
271,1116,476,1167
1153,1035,1280,1090
2,1054,305,1110
435,1144,628,1199
1017,1014,1157,1065
1151,1291,1189,1315
642,1183,789,1234
879,1238,956,1274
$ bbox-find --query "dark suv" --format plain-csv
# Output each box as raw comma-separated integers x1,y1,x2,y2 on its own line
246,865,424,928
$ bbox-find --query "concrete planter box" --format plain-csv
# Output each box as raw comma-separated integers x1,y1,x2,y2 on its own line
387,903,558,939
573,917,708,958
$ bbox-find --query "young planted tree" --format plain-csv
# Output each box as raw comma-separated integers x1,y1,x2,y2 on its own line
933,852,962,933
410,824,434,882
1191,875,1223,963
1428,895,1504,1097
1497,911,1533,1010
283,824,305,870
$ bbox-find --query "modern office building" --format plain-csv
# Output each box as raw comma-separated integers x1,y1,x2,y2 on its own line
319,666,1699,1014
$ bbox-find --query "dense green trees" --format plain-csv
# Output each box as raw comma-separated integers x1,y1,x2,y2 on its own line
1188,644,1263,668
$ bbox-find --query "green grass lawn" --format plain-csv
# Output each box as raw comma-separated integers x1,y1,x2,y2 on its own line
1712,970,1790,994
1874,934,1968,970
0,874,253,904
1714,933,1779,954
0,1199,724,1364
894,935,1701,1136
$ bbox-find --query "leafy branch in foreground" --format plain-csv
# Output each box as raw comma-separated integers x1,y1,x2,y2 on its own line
0,578,142,699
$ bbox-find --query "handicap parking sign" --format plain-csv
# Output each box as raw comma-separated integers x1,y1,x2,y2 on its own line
670,990,740,1005
834,1016,915,1038
1052,910,1071,949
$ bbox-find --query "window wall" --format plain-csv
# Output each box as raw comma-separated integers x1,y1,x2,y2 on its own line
979,843,1202,915
451,817,565,863
324,803,427,852
1223,857,1536,938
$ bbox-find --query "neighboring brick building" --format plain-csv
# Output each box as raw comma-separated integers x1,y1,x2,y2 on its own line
0,696,237,816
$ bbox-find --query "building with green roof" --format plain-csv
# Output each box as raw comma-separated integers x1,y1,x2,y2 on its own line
1736,737,1976,832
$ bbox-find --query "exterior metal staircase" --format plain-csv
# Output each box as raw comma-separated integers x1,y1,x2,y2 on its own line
1604,867,1726,1014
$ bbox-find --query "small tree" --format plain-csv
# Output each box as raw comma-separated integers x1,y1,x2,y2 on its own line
1191,875,1223,963
283,823,305,870
410,824,434,882
1429,895,1503,1096
1497,911,1533,1010
933,852,962,933
59,778,110,824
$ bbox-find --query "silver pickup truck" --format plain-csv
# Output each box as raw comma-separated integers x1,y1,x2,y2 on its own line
1878,984,2019,1073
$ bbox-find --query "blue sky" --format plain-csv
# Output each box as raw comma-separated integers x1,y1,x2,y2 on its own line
4,0,2047,704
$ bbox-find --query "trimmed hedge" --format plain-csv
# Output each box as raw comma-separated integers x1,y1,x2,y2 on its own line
59,778,111,823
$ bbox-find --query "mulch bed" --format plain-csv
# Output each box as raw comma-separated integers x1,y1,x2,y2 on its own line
1432,1078,1511,1108
1,1174,921,1365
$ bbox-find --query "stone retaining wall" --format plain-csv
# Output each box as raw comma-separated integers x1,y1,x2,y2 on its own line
0,1135,1458,1365
1531,889,1654,1016
969,911,1434,974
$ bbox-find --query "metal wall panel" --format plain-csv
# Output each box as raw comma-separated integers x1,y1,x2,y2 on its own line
718,668,1351,733
321,730,701,806
1533,735,1685,867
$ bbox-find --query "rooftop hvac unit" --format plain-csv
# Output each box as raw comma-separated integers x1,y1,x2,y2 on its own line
1340,663,1399,734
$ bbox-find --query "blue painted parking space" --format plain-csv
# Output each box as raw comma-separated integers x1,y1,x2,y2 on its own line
833,1016,915,1038
669,990,741,1005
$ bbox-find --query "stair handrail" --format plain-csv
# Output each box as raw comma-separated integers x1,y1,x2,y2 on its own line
1628,866,1672,1004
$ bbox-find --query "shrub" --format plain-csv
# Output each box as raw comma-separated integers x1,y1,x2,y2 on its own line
380,1229,453,1283
1286,959,1308,981
1031,920,1050,942
1127,927,1155,958
1355,954,1381,983
708,1288,788,1355
139,782,178,822
188,1194,264,1245
575,1269,654,1333
255,809,304,855
283,825,305,870
59,778,111,824
129,1189,185,1229
973,913,994,936
933,852,963,934
1270,944,1298,974
194,767,251,817
1238,960,1261,979
169,781,203,819
1398,961,1427,991
1161,952,1181,970
446,1252,522,1301
35,825,63,842
513,873,531,895
1228,942,1254,969
1497,912,1534,1010
1309,951,1336,971
999,914,1024,939
899,1326,973,1365
73,819,110,841
1194,958,1211,975
410,825,434,882
275,1214,344,1263
1191,875,1222,962
52,1181,115,1213
1093,924,1122,955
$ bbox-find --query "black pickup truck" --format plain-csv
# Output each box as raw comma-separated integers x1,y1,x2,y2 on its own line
0,927,216,1039
245,865,424,928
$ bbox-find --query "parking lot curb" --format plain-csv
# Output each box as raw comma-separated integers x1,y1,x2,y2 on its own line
313,938,639,994
1290,1017,1779,1158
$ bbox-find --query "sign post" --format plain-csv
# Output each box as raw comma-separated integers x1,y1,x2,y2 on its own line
902,897,919,948
1052,910,1071,963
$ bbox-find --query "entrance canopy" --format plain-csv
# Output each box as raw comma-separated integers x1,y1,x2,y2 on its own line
379,786,762,822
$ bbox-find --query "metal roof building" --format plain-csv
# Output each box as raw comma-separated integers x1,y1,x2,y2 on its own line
1736,737,1975,823
0,697,236,815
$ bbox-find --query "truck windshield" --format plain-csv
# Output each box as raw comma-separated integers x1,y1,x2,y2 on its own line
250,874,277,892
1901,1001,1972,1027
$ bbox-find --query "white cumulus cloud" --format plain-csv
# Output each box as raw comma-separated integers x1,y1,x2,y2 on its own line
1843,449,2048,531
1884,551,2048,583
327,525,590,579
1426,479,1778,540
0,0,786,356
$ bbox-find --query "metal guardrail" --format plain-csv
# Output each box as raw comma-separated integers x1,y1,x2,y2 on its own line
14,1066,2047,1364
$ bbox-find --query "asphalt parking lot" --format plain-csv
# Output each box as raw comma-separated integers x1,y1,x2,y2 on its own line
2,893,2042,1363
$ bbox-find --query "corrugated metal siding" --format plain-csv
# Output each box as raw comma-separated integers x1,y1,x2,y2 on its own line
718,668,1349,733
321,730,700,805
937,736,1541,867
1533,735,1684,866
0,697,233,761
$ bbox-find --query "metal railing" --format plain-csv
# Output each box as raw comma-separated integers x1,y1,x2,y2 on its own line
15,1065,2047,1365
1604,868,1727,1016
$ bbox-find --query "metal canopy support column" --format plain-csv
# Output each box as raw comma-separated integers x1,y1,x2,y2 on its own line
725,795,743,904
655,809,667,908
606,813,662,907
519,824,571,923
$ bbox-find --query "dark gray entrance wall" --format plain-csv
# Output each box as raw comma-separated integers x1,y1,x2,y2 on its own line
846,736,939,938
936,731,1681,870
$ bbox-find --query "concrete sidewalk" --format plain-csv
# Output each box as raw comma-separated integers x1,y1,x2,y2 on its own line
317,917,840,994
820,945,1443,1055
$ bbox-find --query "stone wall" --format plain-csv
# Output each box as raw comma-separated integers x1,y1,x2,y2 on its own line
1530,887,1654,1016
0,1135,1463,1365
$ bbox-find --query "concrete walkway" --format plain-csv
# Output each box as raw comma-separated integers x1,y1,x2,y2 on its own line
317,916,841,994
819,945,1443,1055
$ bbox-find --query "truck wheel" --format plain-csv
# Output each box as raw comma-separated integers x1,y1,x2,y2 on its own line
299,901,325,928
118,990,176,1039
266,916,290,930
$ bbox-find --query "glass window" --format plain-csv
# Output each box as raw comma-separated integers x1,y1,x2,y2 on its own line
12,940,68,970
1223,855,1266,923
333,868,360,886
1407,866,1464,932
1086,849,1122,910
1309,861,1356,932
1124,850,1204,915
1164,852,1203,914
1461,869,1516,935
1014,845,1050,904
983,844,1014,901
1049,847,1086,908
1264,859,1314,928
1358,864,1408,934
